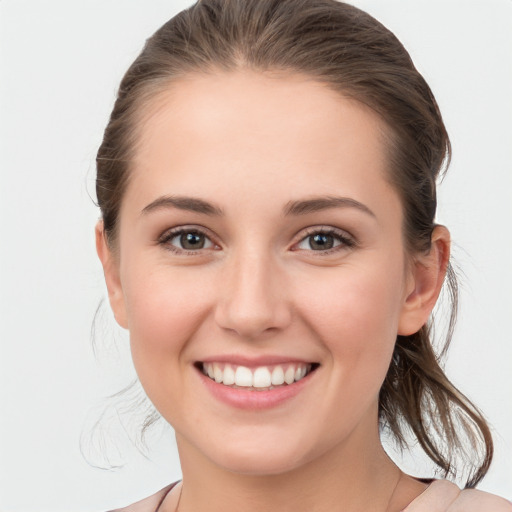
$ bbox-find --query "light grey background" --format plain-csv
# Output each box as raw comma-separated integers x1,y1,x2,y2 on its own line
1,1,511,510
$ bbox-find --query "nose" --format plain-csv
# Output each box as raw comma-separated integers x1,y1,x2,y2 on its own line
214,249,292,340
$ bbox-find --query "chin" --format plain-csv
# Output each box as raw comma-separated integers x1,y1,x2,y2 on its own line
199,434,313,476
217,451,304,476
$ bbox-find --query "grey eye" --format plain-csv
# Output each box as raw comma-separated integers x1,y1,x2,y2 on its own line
297,233,342,251
170,231,214,251
309,234,335,250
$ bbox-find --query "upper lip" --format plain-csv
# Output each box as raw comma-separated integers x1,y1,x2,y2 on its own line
198,354,319,367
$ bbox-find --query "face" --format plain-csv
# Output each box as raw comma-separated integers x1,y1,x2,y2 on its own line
98,70,438,476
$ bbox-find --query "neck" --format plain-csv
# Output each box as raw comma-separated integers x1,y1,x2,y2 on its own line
174,425,400,512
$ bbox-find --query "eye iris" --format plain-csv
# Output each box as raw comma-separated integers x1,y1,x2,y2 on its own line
180,232,205,250
309,233,334,250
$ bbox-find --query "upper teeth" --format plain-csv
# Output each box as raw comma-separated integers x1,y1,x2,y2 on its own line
202,362,311,388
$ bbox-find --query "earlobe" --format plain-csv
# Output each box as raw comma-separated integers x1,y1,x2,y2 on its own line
95,221,128,329
398,226,451,336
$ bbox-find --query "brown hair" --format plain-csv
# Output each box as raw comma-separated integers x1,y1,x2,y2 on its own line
96,0,493,487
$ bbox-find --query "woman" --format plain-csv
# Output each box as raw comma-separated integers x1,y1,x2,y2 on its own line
94,0,511,510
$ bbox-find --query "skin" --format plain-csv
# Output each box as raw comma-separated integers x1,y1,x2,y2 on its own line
97,70,450,512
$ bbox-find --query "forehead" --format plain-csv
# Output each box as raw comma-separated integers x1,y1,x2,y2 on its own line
125,70,398,218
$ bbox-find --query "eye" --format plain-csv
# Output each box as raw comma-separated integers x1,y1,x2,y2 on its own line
299,233,339,251
294,228,355,253
159,228,216,253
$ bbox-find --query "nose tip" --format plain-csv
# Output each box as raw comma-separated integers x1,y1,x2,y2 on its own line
217,300,289,339
214,256,291,339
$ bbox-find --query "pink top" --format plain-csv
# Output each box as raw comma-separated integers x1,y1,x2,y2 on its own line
110,479,512,512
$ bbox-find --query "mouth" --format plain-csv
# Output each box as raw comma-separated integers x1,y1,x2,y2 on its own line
195,361,320,391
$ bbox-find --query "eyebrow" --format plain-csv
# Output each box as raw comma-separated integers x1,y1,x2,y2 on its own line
283,196,376,218
140,194,375,218
141,195,224,216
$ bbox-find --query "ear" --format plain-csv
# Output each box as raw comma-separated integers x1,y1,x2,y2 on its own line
398,225,451,336
95,221,128,329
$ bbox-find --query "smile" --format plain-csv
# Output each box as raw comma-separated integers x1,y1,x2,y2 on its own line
200,362,317,390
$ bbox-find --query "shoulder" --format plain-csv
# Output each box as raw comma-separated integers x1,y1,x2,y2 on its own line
107,482,176,512
448,488,512,512
405,479,512,512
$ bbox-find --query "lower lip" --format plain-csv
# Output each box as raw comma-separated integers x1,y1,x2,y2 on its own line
197,367,317,410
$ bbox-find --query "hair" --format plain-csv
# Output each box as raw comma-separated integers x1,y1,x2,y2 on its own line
96,0,493,487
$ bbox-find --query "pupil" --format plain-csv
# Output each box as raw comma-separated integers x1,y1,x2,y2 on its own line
310,234,333,250
181,232,204,250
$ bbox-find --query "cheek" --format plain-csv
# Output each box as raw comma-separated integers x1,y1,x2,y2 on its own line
119,263,222,423
293,257,406,374
121,262,215,371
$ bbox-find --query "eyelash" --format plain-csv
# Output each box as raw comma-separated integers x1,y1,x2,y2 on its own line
157,226,356,255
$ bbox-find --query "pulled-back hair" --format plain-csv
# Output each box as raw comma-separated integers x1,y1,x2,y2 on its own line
96,0,492,487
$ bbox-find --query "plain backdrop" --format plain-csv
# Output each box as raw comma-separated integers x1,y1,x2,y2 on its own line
0,1,511,510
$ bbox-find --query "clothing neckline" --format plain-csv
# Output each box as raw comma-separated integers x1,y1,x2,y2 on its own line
155,482,179,512
154,478,443,512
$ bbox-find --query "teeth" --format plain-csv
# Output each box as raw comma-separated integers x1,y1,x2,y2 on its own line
284,366,295,385
271,366,285,385
213,363,223,383
235,366,253,387
253,367,272,388
201,362,313,389
223,364,235,385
